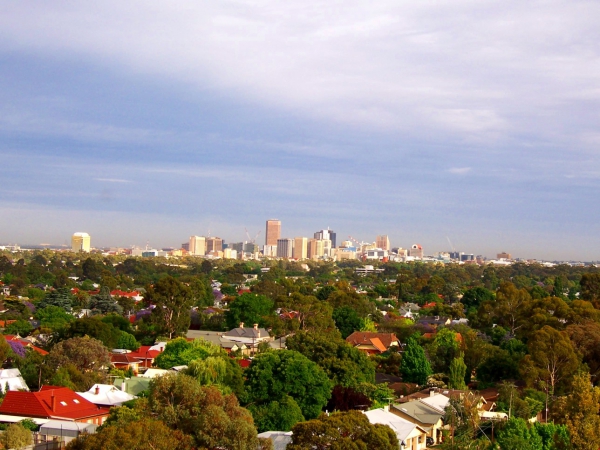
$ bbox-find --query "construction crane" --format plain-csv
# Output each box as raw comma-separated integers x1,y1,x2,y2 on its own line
245,227,262,244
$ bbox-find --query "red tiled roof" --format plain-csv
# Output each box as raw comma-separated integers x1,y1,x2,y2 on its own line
128,346,161,361
110,290,140,298
345,332,399,350
0,386,109,420
369,337,387,353
3,335,48,355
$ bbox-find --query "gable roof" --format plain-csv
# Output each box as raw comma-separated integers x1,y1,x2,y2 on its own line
345,332,399,350
224,327,270,339
364,408,427,442
0,386,109,420
77,384,135,407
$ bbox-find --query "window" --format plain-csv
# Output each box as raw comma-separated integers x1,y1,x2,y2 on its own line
60,401,67,406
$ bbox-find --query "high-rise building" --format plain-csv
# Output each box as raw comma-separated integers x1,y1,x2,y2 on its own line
314,228,336,248
376,235,390,251
307,238,324,259
265,220,281,246
293,237,308,260
71,232,91,252
206,237,223,253
276,238,294,258
497,252,512,260
189,236,206,256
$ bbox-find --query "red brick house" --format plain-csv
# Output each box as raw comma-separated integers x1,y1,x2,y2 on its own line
0,386,110,425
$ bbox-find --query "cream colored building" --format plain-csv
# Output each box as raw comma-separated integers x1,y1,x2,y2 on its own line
71,232,91,253
189,236,206,256
293,237,308,259
307,238,324,259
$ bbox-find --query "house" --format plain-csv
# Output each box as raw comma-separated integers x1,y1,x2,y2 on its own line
112,377,151,396
257,431,292,450
345,332,400,355
77,384,136,407
139,368,169,379
110,352,141,374
0,386,110,425
3,334,48,355
415,316,451,329
0,368,29,392
390,398,445,445
364,407,428,450
125,344,165,369
222,323,271,353
38,420,98,445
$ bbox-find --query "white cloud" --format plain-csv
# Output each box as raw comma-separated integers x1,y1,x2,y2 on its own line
0,1,598,144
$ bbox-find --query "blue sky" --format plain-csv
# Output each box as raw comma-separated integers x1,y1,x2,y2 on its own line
1,1,599,260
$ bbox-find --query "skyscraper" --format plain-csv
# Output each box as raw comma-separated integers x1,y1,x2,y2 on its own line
265,220,281,246
189,236,206,256
307,238,324,259
376,235,390,251
206,237,223,253
314,228,336,248
293,237,308,259
276,238,294,258
71,232,91,252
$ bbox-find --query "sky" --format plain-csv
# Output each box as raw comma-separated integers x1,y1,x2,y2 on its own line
0,1,599,260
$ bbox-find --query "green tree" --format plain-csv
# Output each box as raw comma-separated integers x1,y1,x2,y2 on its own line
154,337,222,369
66,417,192,450
149,372,259,450
249,395,305,432
244,350,332,420
401,337,432,386
89,286,123,314
38,287,74,311
288,410,398,450
557,372,600,450
580,273,600,304
47,336,111,374
145,276,194,339
35,305,76,331
116,331,139,350
5,319,34,337
495,418,543,450
448,354,467,390
286,331,375,387
521,326,579,395
0,423,32,450
62,316,121,349
225,293,274,330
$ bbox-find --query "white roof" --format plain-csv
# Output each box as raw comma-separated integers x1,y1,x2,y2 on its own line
77,384,136,406
363,408,422,442
419,394,450,413
139,368,169,378
0,368,29,393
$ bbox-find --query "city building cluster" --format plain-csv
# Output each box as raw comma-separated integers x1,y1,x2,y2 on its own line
53,220,523,266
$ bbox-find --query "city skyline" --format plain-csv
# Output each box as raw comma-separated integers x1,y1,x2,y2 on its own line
1,3,599,261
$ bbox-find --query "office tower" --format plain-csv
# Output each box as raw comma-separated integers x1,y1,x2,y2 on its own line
293,237,308,259
71,232,91,252
265,219,281,246
307,238,325,259
276,238,294,258
189,236,206,256
314,228,336,248
229,242,244,253
206,237,223,253
376,235,390,251
181,243,190,252
497,252,512,260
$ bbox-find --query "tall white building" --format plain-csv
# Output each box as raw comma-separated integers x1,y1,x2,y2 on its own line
189,236,206,256
71,232,91,253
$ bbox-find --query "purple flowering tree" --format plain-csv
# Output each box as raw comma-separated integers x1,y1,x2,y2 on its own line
8,340,26,359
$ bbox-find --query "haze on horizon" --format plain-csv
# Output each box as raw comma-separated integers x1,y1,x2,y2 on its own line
0,2,599,261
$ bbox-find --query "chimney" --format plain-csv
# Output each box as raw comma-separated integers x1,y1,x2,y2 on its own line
239,322,244,328
95,386,100,395
430,389,435,397
51,392,56,411
383,404,390,412
253,323,258,330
